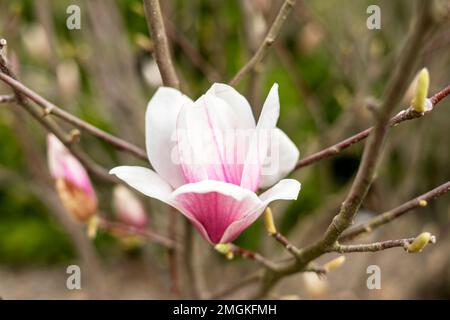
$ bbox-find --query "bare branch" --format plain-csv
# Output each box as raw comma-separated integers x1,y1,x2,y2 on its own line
229,0,297,86
143,0,180,89
331,236,435,253
97,216,176,249
295,84,450,170
340,181,450,241
0,72,148,161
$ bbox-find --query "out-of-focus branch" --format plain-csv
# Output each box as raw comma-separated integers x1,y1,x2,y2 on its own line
165,20,221,82
331,236,435,253
143,0,180,89
0,94,14,103
251,1,436,298
340,181,450,241
229,0,297,86
229,244,278,271
0,71,148,161
0,51,113,182
97,216,176,249
294,84,450,170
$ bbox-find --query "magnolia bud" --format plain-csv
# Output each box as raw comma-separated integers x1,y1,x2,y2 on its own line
411,68,431,113
47,134,97,222
113,185,148,229
407,232,435,253
263,207,277,235
214,243,234,259
323,256,346,273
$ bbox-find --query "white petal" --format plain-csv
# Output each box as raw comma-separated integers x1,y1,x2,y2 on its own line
256,83,280,130
259,128,300,188
240,83,280,191
259,179,301,204
206,83,256,128
146,87,194,188
109,166,173,203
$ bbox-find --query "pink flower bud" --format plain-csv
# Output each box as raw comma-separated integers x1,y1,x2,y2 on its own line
113,185,148,229
47,134,97,222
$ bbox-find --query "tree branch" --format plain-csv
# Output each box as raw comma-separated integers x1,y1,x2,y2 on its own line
143,0,180,89
0,71,148,161
331,236,435,253
251,0,436,298
97,216,176,249
294,84,450,170
229,0,297,86
340,181,450,241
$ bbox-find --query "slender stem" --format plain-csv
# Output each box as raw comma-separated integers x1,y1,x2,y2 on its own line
0,72,148,161
270,232,301,256
229,0,297,86
96,216,176,249
331,236,435,253
167,208,180,297
340,181,450,241
295,84,450,170
0,54,113,182
143,0,180,89
252,1,435,298
230,244,278,271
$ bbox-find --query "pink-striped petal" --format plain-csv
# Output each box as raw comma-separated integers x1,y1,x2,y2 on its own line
146,87,193,188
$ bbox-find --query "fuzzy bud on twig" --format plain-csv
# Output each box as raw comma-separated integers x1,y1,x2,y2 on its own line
411,68,430,113
406,232,435,253
323,255,346,273
214,243,234,260
263,207,277,235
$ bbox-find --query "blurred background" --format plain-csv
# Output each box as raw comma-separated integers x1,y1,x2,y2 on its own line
0,0,449,299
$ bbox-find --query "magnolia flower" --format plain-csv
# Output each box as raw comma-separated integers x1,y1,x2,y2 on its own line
47,134,97,222
113,185,148,229
110,83,300,244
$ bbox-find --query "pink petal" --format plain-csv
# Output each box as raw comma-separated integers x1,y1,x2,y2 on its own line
168,180,261,244
47,134,95,198
176,94,253,186
220,178,300,243
146,87,194,188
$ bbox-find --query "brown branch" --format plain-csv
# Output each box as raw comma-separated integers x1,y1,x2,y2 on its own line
182,220,201,299
143,0,180,89
97,216,176,249
229,0,297,86
331,236,435,253
340,181,450,241
270,232,301,257
0,94,14,103
230,244,278,271
0,72,148,161
295,84,450,170
251,1,436,298
0,51,113,182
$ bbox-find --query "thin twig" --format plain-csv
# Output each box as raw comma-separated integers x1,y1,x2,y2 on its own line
97,216,176,249
294,84,450,170
229,0,297,86
270,232,301,257
182,220,200,299
167,208,180,297
230,244,278,271
0,72,148,161
330,236,435,253
251,1,436,298
0,51,113,182
340,181,450,241
143,0,180,89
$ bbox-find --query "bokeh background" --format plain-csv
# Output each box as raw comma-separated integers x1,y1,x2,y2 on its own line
0,0,449,299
